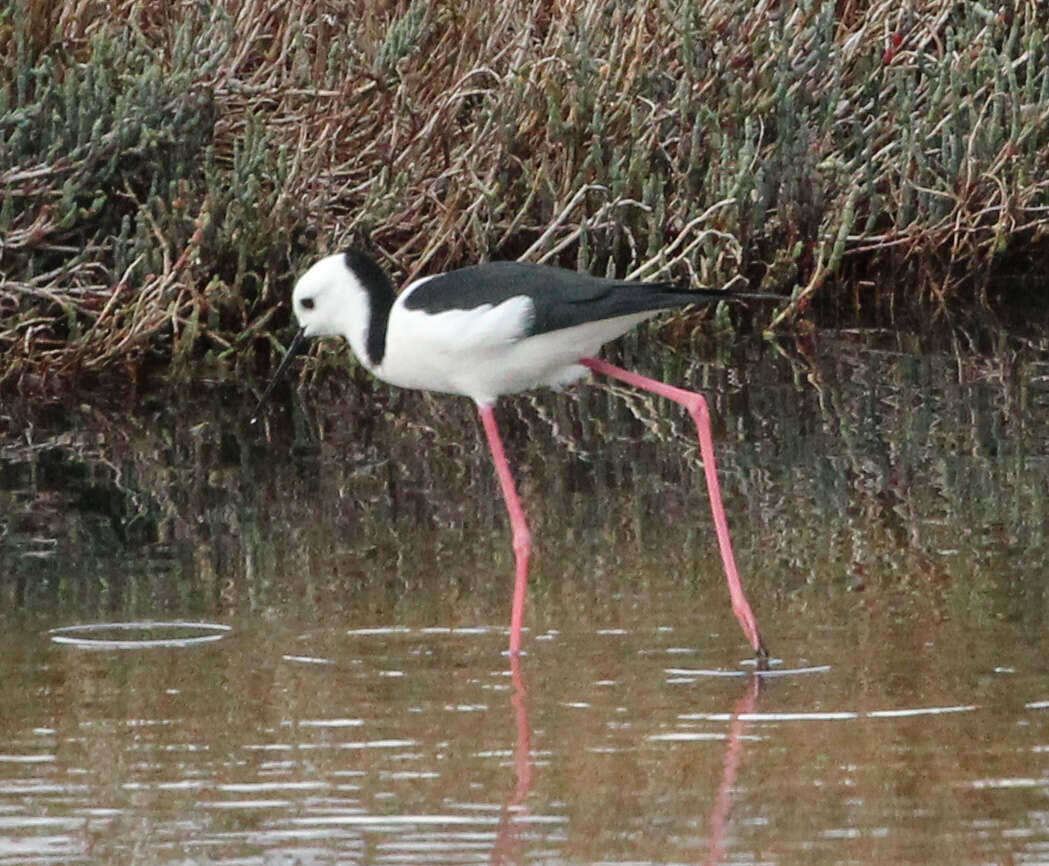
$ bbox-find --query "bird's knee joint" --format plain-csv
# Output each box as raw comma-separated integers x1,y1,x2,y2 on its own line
512,530,532,557
687,393,709,416
684,394,711,427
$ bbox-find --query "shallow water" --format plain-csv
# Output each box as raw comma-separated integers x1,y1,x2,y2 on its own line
3,329,1049,864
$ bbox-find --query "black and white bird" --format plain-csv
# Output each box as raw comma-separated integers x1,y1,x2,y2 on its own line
256,249,772,661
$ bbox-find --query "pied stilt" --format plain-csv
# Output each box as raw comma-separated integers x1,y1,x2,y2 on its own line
255,249,773,661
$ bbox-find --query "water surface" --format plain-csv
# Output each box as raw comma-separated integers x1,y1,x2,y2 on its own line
2,329,1049,864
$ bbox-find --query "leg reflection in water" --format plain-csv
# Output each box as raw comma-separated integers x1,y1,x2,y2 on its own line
489,658,762,864
491,653,533,864
705,673,762,866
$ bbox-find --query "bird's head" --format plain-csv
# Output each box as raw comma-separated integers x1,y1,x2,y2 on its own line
291,252,365,339
252,249,394,421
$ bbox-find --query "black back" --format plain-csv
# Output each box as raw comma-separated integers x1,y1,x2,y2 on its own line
403,260,721,337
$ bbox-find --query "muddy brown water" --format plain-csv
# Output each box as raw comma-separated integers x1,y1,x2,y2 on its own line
2,330,1049,864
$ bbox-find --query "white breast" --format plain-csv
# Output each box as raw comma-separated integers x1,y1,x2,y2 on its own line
376,296,533,401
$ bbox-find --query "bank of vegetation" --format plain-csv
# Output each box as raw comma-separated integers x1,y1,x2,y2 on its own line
1,0,1047,393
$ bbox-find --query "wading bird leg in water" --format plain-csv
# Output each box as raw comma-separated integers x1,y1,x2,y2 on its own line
478,404,531,657
580,357,769,664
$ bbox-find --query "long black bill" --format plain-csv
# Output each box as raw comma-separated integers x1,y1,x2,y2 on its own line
251,327,309,423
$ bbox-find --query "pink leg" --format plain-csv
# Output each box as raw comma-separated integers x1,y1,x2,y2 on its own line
478,403,532,655
580,357,768,661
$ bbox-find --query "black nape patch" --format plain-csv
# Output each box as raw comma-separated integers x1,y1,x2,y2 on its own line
344,249,396,366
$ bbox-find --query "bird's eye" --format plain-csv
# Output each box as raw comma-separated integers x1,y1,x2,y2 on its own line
300,297,315,310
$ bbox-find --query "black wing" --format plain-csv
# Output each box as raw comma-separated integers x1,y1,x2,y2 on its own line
402,261,735,337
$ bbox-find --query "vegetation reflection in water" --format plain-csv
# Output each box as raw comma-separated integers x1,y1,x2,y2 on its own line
2,328,1047,631
2,330,1049,863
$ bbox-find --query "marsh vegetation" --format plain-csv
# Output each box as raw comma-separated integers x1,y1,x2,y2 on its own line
1,0,1047,393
